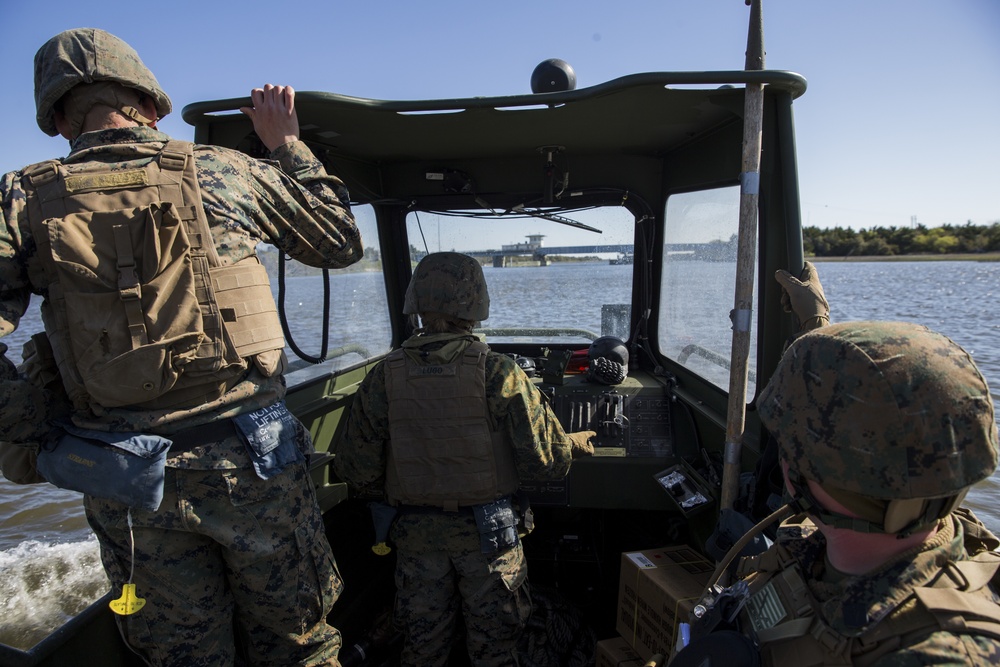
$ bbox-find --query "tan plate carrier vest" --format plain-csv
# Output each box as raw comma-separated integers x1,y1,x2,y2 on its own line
22,140,285,411
735,509,1000,666
384,340,518,510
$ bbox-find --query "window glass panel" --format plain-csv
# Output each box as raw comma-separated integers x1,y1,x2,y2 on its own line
261,204,391,384
405,207,634,345
658,187,757,394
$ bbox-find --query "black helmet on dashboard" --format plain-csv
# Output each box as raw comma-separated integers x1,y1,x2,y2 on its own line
587,336,629,385
403,252,490,321
34,28,172,137
758,320,998,535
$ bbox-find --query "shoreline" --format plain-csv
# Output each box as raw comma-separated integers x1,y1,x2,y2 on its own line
810,252,1000,263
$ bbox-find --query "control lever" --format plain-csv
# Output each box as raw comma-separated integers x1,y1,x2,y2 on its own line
600,392,629,434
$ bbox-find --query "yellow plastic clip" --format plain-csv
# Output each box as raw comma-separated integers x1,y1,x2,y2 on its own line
110,509,146,616
109,583,146,616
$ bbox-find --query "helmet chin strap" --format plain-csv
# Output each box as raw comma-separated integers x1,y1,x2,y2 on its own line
121,104,157,127
787,472,887,534
786,470,963,538
64,82,157,138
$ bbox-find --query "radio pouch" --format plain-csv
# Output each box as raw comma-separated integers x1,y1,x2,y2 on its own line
473,496,519,555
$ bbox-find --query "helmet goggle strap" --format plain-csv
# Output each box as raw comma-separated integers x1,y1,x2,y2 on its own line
787,469,964,538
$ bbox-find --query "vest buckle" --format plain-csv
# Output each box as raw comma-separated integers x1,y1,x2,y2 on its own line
25,162,59,188
118,265,141,299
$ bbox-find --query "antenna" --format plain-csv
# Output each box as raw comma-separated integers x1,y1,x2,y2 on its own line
721,0,766,514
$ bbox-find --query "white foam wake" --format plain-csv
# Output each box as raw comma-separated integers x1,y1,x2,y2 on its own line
0,538,108,651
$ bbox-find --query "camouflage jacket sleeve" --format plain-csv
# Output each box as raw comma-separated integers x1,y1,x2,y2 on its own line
333,361,389,489
0,343,65,444
485,353,574,481
0,170,69,443
195,140,364,269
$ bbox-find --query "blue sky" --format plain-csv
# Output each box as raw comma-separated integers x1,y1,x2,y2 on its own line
2,0,997,231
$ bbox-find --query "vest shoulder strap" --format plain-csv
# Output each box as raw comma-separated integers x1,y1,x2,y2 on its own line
161,140,222,268
737,537,796,580
850,552,1000,667
23,160,61,187
159,140,190,172
745,537,1000,667
387,348,406,367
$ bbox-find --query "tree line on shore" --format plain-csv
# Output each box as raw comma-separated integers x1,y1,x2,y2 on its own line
804,222,1000,257
257,245,383,277
259,223,1000,273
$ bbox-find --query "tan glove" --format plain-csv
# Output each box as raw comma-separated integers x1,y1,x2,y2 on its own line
774,261,830,332
567,431,596,458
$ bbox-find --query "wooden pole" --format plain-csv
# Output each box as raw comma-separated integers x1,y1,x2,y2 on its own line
719,0,766,512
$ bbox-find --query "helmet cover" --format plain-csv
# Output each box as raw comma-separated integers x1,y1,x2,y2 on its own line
403,252,489,321
34,28,172,136
758,321,998,501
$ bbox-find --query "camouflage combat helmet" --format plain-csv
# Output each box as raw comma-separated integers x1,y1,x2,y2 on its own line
34,28,172,136
403,252,490,321
758,320,998,534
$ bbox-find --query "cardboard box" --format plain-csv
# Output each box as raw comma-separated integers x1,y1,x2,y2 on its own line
616,545,714,662
595,636,645,667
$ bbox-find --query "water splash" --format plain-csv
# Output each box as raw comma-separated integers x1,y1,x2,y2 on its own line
0,538,108,651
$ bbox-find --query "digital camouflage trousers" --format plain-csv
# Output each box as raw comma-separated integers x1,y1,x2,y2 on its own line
84,460,343,667
391,513,531,667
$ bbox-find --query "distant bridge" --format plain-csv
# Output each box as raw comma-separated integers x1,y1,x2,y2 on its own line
464,244,632,259
463,243,728,266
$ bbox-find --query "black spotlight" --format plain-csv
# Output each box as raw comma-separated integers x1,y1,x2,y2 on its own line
530,59,577,94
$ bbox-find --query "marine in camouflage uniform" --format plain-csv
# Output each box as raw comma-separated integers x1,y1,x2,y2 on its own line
334,252,594,667
0,28,362,666
675,320,1000,666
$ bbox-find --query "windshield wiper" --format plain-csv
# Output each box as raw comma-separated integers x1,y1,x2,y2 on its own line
510,205,603,234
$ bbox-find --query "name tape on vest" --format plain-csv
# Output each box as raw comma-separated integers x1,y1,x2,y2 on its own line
409,365,457,376
64,169,148,193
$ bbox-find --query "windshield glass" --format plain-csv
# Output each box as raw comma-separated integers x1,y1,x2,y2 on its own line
657,186,758,394
263,204,392,384
405,207,635,345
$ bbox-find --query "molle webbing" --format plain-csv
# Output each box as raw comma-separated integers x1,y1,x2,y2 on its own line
384,341,518,509
213,261,284,358
737,531,1000,666
22,140,284,411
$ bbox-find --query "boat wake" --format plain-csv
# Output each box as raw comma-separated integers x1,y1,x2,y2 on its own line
0,538,107,651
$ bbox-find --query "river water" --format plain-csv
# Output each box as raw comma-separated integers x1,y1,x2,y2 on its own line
1,260,998,649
